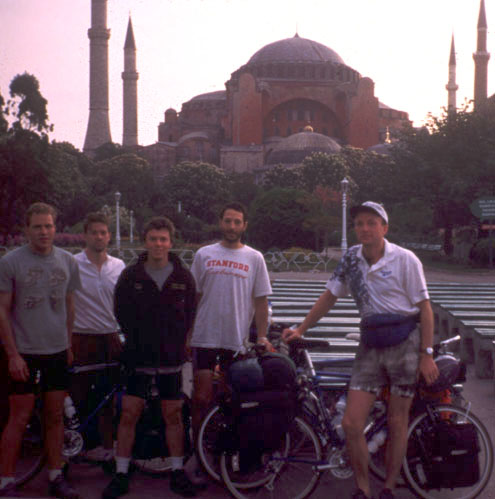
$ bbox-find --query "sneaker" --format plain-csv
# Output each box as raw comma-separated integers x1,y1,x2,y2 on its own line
102,473,129,499
49,475,80,499
351,489,372,499
170,469,197,497
378,489,395,499
0,482,18,497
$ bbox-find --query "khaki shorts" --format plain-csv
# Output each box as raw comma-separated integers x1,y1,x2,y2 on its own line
349,328,420,398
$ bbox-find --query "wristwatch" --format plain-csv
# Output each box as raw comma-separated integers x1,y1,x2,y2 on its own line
420,347,434,355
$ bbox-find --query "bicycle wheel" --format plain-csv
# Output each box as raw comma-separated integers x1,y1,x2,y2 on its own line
220,416,322,499
403,404,493,499
14,409,45,486
197,404,224,481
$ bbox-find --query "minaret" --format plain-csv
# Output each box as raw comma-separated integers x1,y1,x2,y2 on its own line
446,34,458,114
473,0,490,110
122,16,139,147
83,0,112,155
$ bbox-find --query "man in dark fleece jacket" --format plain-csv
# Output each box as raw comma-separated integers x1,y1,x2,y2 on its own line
103,217,197,499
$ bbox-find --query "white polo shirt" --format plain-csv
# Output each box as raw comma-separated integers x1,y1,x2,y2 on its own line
73,251,125,334
326,240,429,318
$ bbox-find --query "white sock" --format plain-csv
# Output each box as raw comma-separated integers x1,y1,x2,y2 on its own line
48,469,62,482
0,477,15,489
169,456,184,471
115,456,131,474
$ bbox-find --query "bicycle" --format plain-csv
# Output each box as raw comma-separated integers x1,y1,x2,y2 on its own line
15,362,193,487
218,334,493,499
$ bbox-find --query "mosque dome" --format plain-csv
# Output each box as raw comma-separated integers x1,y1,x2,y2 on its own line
266,131,341,166
248,34,345,65
229,34,359,85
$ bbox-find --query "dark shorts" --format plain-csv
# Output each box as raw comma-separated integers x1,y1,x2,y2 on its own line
8,350,70,395
349,328,420,398
125,371,182,401
192,347,236,372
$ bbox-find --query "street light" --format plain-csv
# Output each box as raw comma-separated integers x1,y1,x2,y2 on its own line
115,191,121,255
340,177,349,253
130,210,134,244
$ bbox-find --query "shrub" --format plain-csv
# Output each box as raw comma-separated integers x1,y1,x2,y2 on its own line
469,238,495,266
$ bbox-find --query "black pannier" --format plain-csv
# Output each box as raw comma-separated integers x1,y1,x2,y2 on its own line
414,420,481,489
226,352,297,472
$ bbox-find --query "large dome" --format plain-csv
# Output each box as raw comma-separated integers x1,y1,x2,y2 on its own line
266,131,341,166
248,34,344,65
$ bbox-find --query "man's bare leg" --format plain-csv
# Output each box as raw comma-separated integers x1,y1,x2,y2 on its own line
115,395,144,458
0,394,34,476
342,389,376,498
383,394,413,490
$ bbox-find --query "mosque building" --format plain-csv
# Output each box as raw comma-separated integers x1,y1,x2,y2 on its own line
83,0,490,177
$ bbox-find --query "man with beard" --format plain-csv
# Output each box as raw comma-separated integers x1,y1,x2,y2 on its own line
187,203,272,486
72,213,125,462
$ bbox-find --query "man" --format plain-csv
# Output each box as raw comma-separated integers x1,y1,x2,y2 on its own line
72,213,125,461
103,217,197,498
283,201,439,499
0,203,81,499
189,202,272,484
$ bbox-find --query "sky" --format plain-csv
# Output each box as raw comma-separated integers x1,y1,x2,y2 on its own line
0,0,492,150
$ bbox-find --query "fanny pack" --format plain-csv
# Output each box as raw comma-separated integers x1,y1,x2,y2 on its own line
360,313,419,348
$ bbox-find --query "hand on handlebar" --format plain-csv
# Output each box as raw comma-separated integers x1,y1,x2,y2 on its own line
281,326,303,343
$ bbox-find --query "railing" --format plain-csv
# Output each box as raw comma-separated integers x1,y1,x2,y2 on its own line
0,246,340,273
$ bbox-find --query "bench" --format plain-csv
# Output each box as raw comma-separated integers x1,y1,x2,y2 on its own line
472,328,495,378
457,320,495,364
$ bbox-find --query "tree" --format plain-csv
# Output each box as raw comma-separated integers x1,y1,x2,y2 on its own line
397,104,495,254
300,152,350,192
0,130,52,235
43,142,93,229
91,153,156,229
227,171,259,208
0,92,8,136
248,188,313,251
161,161,231,224
5,73,52,134
297,186,341,251
261,164,304,190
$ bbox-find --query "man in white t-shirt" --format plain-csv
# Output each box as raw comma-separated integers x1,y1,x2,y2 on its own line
188,203,272,484
72,213,125,461
282,201,439,499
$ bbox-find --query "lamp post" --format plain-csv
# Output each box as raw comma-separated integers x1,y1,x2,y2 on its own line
115,191,121,255
340,177,349,253
130,210,134,244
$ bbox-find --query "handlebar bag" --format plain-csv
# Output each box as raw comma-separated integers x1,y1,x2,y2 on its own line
360,313,418,348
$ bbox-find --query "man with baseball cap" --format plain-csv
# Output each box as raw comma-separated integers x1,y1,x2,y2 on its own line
283,201,438,499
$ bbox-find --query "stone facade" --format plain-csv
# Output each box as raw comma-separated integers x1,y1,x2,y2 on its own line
144,34,410,175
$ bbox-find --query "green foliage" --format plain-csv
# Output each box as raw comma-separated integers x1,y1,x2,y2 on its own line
0,130,52,235
91,153,156,229
397,103,495,255
6,73,52,134
262,164,304,190
162,161,230,224
470,238,495,265
300,152,350,192
227,172,259,208
248,188,313,251
93,142,125,162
